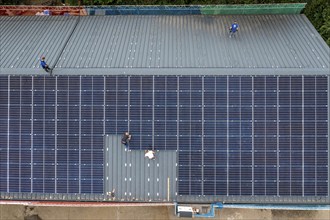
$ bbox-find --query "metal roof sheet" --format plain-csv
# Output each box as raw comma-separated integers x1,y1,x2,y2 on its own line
0,16,78,69
0,15,329,75
104,135,177,202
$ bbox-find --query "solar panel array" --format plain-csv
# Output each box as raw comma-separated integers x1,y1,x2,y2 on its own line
0,76,104,194
0,75,328,197
176,76,328,197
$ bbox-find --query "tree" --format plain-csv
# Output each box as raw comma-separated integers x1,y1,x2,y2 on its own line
304,0,330,46
320,19,330,45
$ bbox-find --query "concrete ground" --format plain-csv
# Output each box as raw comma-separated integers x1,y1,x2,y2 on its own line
0,204,329,220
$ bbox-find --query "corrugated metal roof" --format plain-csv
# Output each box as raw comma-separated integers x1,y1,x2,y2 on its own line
0,16,78,69
58,15,329,69
1,15,329,75
104,135,176,202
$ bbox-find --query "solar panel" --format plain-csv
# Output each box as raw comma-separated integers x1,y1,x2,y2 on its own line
0,75,328,197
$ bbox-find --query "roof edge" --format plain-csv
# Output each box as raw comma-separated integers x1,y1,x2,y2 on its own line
85,4,306,16
1,67,329,76
177,195,330,205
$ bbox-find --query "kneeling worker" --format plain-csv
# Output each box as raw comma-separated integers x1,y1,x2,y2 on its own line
144,150,156,160
121,132,131,146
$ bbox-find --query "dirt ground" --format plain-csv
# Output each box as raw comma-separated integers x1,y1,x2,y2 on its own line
0,204,329,220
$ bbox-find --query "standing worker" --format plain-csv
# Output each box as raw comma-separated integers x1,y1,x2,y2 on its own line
229,21,239,38
40,56,52,74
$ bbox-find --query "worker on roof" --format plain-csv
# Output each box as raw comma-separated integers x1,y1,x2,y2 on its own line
121,132,132,148
145,150,156,160
229,21,239,38
40,56,52,74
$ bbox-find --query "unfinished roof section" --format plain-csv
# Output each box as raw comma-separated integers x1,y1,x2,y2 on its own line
0,14,329,75
104,135,177,202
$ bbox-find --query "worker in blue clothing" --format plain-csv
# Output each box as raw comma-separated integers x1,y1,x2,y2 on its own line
229,21,239,38
40,56,52,74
